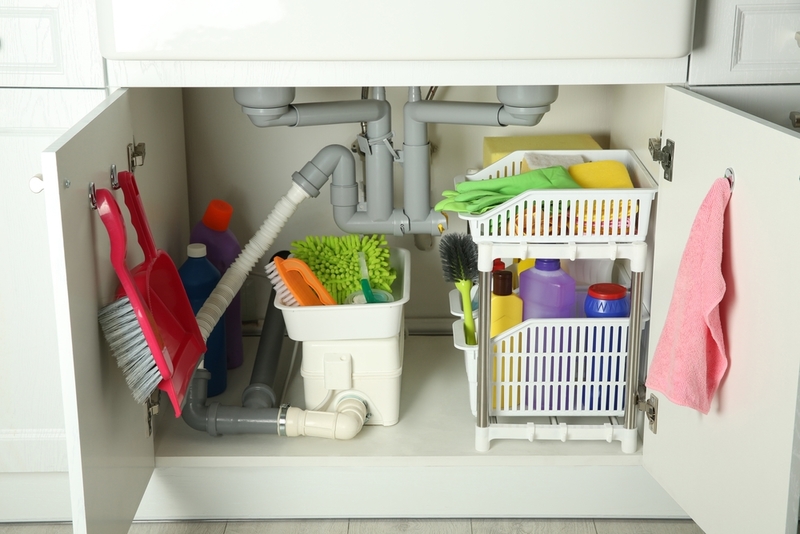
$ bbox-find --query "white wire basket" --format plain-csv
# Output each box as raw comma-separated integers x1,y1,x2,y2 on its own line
453,316,639,418
457,150,657,244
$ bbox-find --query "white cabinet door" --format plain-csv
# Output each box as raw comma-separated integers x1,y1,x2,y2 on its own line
688,0,800,85
644,86,800,534
0,0,105,87
41,88,190,533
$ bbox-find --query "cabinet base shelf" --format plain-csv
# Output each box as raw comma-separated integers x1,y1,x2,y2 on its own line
476,420,638,453
133,335,684,520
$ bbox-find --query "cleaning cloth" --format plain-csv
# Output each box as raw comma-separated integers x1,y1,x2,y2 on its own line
436,166,580,214
525,153,586,172
645,177,732,414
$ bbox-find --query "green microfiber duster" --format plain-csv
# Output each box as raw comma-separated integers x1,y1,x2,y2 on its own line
290,234,396,304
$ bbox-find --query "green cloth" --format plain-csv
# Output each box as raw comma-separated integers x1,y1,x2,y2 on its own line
435,166,580,214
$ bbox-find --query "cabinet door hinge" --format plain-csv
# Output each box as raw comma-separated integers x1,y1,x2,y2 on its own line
637,385,658,434
790,111,799,129
128,140,146,172
648,134,674,182
145,392,160,437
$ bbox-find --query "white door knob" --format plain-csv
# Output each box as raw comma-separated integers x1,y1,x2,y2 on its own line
29,174,44,193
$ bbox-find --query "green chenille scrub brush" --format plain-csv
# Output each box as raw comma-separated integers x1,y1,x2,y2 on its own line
439,233,479,345
290,234,396,304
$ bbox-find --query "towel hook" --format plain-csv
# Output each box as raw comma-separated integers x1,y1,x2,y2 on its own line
724,168,735,191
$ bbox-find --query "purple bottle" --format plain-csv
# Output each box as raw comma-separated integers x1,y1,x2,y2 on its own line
519,259,576,320
190,199,244,369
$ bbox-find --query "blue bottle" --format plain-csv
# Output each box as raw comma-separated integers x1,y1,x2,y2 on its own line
584,283,630,318
178,243,227,397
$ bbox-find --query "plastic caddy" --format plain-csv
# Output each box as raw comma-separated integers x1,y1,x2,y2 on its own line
458,149,657,244
276,248,410,426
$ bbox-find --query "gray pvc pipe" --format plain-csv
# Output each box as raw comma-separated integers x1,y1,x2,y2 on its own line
237,93,390,129
182,266,288,435
402,98,504,228
292,144,410,235
293,100,390,128
236,86,557,236
241,269,287,410
405,101,504,133
363,93,394,223
182,368,282,436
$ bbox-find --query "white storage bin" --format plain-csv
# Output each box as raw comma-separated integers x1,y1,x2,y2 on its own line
458,150,657,244
277,247,410,426
453,313,646,418
276,247,410,341
301,333,404,426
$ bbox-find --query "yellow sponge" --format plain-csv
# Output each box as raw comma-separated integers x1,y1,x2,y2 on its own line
568,160,634,189
483,134,602,169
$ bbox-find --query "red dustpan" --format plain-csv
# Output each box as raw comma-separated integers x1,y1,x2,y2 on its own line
116,171,205,416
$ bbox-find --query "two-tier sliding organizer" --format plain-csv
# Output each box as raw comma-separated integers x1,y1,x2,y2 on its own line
453,150,657,453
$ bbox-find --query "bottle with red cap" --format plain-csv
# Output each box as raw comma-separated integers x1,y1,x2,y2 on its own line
190,199,244,369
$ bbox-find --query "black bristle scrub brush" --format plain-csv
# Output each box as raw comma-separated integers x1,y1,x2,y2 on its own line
439,233,479,345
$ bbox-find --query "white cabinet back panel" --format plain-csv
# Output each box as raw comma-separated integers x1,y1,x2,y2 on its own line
644,86,800,534
0,0,104,88
96,0,696,61
180,85,618,322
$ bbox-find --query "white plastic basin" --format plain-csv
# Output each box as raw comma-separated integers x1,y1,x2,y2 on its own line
96,0,696,61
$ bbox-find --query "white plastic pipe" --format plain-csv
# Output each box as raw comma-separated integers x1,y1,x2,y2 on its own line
284,398,368,440
196,182,310,341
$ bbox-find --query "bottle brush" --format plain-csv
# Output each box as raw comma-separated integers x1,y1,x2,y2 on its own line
439,233,479,345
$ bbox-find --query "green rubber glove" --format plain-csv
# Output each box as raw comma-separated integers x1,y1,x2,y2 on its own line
456,166,580,195
435,192,516,213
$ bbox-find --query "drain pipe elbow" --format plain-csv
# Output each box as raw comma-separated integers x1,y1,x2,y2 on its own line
283,398,368,440
291,144,355,199
496,85,559,127
182,368,212,432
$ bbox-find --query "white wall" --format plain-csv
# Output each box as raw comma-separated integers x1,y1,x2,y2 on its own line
181,85,618,323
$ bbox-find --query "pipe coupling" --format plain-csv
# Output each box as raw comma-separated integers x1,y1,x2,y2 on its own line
277,404,290,437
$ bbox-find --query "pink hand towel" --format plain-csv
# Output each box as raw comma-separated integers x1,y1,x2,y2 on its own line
646,177,732,414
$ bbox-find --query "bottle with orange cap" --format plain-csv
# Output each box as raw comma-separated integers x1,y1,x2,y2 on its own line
190,199,244,369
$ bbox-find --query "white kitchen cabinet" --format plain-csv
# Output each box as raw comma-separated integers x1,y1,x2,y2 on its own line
0,87,108,522
688,0,800,85
98,0,695,87
40,80,800,534
96,0,696,62
0,0,104,88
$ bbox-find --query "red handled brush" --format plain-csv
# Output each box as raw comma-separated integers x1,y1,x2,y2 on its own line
96,188,170,404
96,172,205,415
